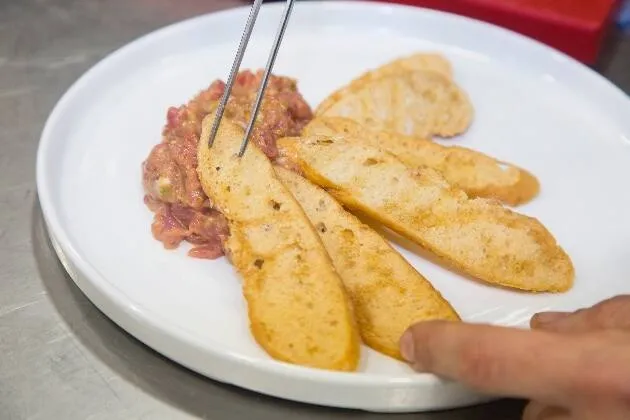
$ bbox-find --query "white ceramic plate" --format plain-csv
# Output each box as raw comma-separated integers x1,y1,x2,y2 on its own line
36,0,630,413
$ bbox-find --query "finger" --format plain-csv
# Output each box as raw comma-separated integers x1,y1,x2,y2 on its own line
400,321,630,404
530,311,570,327
532,295,630,333
522,401,572,420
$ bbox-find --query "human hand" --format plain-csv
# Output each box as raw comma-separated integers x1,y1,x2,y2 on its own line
399,295,630,419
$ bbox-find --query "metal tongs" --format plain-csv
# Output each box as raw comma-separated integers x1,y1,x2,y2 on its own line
207,0,296,156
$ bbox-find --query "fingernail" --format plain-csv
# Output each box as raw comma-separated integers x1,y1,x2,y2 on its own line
400,330,415,363
533,311,569,325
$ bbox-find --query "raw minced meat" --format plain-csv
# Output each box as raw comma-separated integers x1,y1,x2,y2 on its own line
142,70,313,259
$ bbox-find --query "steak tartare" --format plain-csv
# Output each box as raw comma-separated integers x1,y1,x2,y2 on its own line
142,70,313,259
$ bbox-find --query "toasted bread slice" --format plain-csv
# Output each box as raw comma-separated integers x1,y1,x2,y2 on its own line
197,116,360,371
315,53,453,116
277,136,574,293
303,117,539,206
371,53,453,79
314,69,472,138
275,166,460,360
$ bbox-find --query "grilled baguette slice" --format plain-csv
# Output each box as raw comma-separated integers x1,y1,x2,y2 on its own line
276,135,574,293
275,166,460,360
303,117,539,206
315,68,473,138
315,53,453,116
197,116,360,371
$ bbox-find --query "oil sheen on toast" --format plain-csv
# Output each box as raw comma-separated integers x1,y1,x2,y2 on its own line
303,117,539,206
315,68,473,138
315,53,453,116
276,166,460,360
276,136,574,293
197,116,360,371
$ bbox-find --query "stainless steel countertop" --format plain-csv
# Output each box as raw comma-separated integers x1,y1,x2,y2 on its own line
1,1,628,419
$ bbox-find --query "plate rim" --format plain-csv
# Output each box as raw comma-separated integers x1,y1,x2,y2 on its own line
35,0,630,411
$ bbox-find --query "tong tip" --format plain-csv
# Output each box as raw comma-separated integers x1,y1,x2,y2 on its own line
208,0,295,157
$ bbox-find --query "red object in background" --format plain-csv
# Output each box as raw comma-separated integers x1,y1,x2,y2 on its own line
383,0,621,64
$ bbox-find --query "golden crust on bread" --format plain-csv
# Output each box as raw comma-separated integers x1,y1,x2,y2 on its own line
197,116,360,371
276,166,460,360
315,68,472,138
303,117,539,206
315,53,453,116
277,135,574,293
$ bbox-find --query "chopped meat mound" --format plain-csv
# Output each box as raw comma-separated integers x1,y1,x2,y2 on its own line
142,70,313,259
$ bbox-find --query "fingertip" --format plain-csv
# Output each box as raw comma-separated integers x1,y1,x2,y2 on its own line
400,320,456,370
399,329,415,363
